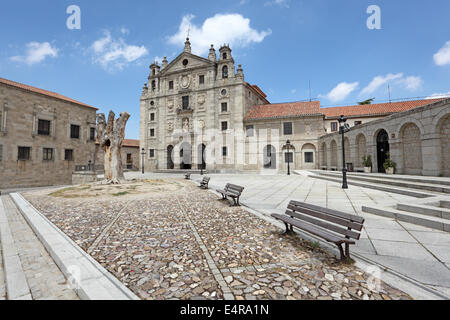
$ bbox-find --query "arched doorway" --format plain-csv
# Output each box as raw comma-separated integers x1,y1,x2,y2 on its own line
263,145,276,169
180,142,192,170
401,123,422,175
376,130,390,173
167,145,174,169
302,143,316,169
197,144,206,170
439,115,450,177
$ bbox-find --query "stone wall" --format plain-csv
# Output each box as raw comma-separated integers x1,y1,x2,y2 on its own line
0,83,97,189
318,99,450,177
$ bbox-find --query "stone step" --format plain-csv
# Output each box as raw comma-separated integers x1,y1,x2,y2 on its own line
396,203,450,220
345,172,450,186
362,205,450,232
310,174,432,198
311,171,450,194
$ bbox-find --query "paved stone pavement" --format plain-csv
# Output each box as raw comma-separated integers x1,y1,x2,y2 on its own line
0,195,78,300
125,171,450,299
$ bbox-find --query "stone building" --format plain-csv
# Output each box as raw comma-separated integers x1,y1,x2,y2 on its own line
0,77,98,189
318,98,450,176
139,39,448,176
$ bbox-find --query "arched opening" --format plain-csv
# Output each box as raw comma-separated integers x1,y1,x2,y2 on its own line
167,145,174,169
180,142,192,170
198,144,206,170
401,123,423,175
263,145,276,169
376,129,390,173
330,140,338,169
320,142,327,167
344,137,351,169
356,134,366,168
222,66,228,79
439,115,450,177
302,143,316,169
223,52,227,60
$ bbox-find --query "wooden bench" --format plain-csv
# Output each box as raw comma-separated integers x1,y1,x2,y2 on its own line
199,177,210,189
184,173,191,180
216,183,245,206
271,201,364,260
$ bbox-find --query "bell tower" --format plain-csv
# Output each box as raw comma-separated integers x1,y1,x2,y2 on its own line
218,45,235,80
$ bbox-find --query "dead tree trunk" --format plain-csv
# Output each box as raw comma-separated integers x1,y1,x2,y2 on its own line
96,111,130,184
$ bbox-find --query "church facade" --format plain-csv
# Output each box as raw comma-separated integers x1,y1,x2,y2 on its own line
140,39,449,176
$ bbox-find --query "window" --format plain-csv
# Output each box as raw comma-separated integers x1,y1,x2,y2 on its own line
43,148,53,161
354,121,362,126
285,152,293,163
221,102,228,113
65,149,74,161
331,122,338,132
151,80,156,90
304,152,314,163
221,121,228,131
182,59,189,66
283,122,293,135
199,75,205,85
223,52,227,59
169,81,174,90
150,113,155,121
246,125,254,137
221,89,227,96
182,96,189,110
222,66,228,78
38,119,51,135
150,128,155,137
222,146,227,157
18,147,31,160
90,128,96,141
70,124,80,139
149,149,155,158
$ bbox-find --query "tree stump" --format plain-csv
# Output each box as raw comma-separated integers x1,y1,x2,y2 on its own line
96,111,130,184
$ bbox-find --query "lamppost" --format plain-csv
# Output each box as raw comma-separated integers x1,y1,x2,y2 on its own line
286,140,292,176
141,148,146,174
338,115,348,189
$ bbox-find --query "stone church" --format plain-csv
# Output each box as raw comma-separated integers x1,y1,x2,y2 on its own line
139,38,449,176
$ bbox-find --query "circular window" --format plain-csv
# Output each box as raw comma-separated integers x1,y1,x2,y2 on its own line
150,101,155,106
182,59,189,66
221,89,227,96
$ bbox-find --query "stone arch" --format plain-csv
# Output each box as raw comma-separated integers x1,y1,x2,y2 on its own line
180,142,192,170
400,123,423,175
355,133,367,168
438,114,450,177
374,129,390,173
330,140,338,168
320,142,327,167
263,144,277,169
301,143,316,169
395,118,425,139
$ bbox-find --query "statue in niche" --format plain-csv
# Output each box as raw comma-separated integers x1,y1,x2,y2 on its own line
182,118,190,132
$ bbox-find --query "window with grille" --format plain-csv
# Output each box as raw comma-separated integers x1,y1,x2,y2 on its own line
331,122,338,132
221,121,228,131
18,147,31,160
283,122,293,135
221,103,228,113
304,152,314,163
169,81,174,90
70,125,80,139
149,149,155,158
150,128,155,137
199,75,205,85
65,149,74,161
90,128,96,141
43,148,53,161
222,147,227,157
38,119,51,135
182,96,189,110
150,113,155,121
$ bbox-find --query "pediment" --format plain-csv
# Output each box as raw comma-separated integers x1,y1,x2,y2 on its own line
160,52,215,75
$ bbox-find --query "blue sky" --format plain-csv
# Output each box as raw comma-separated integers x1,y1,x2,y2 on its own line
1,0,449,139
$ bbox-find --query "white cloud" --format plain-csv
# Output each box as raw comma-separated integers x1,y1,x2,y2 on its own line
401,76,423,91
323,82,359,102
426,92,450,99
10,42,58,65
168,14,271,55
434,41,450,66
360,73,403,96
264,0,290,8
91,30,148,71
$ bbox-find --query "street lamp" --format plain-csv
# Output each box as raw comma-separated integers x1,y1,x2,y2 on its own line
285,140,292,176
338,115,349,189
141,148,146,174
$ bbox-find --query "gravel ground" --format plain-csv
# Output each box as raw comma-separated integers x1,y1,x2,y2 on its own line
23,179,411,300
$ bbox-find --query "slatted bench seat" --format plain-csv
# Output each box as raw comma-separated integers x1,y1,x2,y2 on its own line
199,177,210,189
271,201,365,260
184,173,191,180
216,183,245,206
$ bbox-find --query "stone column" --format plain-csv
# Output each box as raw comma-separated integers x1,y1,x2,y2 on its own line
389,139,402,174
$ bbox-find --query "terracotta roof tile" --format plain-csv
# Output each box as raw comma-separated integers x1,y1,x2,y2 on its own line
123,139,140,148
245,101,321,120
0,77,98,110
321,99,444,118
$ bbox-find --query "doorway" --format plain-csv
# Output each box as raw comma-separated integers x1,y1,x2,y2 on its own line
377,130,390,173
167,145,174,169
198,144,206,170
263,145,277,169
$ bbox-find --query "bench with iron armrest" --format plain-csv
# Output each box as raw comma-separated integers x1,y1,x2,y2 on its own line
184,173,191,180
216,183,245,206
199,177,211,189
271,201,364,260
